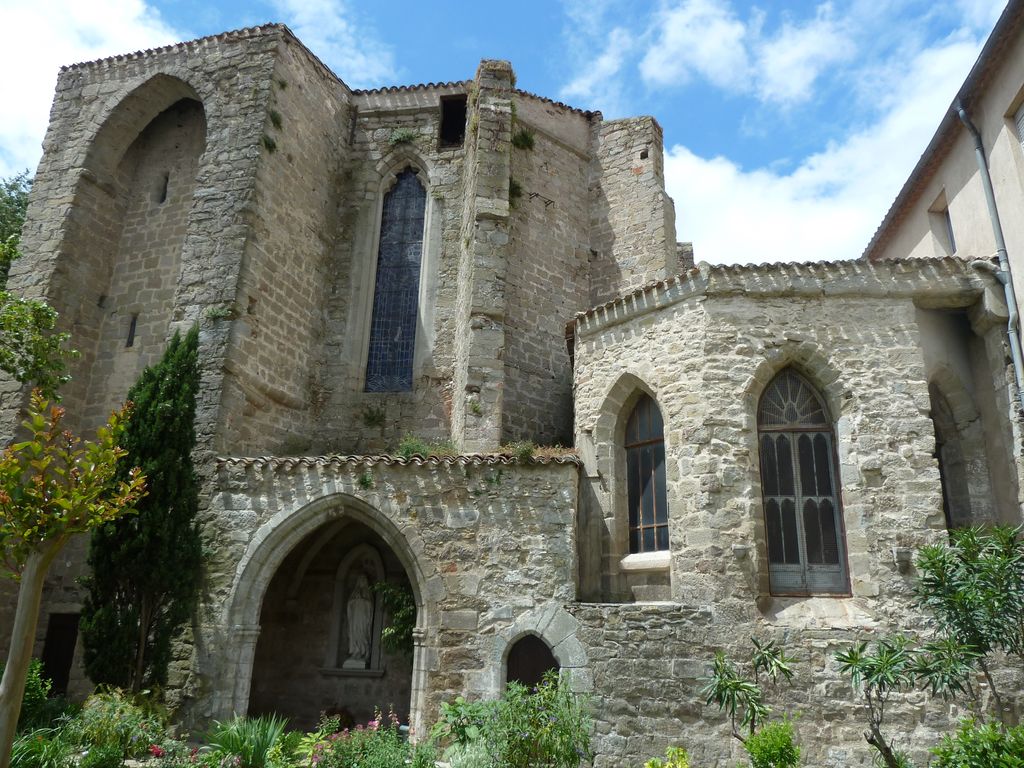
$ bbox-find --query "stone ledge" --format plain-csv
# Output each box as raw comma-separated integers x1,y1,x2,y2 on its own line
619,550,671,573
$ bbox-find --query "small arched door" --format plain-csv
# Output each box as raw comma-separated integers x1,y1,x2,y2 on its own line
506,635,559,689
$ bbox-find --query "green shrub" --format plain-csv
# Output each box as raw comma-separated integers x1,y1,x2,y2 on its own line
306,709,432,768
79,743,124,768
10,728,74,768
931,719,1024,767
63,689,164,758
644,746,690,768
432,696,495,748
206,714,289,768
487,672,592,768
0,658,68,731
744,720,800,768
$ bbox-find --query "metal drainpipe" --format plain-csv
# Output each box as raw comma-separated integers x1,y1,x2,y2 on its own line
956,100,1024,414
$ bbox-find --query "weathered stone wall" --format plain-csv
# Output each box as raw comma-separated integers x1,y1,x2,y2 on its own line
504,101,592,446
570,258,1019,765
186,456,580,737
0,27,290,692
83,98,206,427
589,117,678,305
217,35,350,456
572,603,975,768
311,83,467,454
453,61,515,452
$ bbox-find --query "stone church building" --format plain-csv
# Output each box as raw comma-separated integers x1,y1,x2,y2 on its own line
3,4,1024,766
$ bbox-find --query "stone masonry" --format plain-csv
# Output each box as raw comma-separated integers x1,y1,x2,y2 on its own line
2,22,1023,768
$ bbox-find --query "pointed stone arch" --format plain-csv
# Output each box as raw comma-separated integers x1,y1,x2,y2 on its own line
586,372,672,600
219,492,443,735
476,604,591,697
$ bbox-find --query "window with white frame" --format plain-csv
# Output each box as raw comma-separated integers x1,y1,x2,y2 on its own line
757,368,848,595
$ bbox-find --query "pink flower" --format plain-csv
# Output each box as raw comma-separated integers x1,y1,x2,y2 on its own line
149,745,166,758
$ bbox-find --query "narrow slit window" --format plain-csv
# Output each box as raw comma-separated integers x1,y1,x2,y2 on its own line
757,368,847,595
126,314,138,348
624,394,669,553
943,209,956,254
365,168,426,392
439,95,468,148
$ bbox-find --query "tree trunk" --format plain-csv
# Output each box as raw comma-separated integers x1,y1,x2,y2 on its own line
0,542,62,768
132,598,151,694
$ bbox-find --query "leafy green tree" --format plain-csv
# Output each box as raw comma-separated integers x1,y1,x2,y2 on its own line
80,327,202,691
0,171,31,288
702,638,795,743
835,526,1024,768
0,298,75,398
0,171,74,396
0,392,145,768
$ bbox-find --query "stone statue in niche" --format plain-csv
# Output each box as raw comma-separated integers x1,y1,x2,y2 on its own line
343,570,375,669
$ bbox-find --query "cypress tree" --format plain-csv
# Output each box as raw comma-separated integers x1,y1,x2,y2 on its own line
80,326,202,691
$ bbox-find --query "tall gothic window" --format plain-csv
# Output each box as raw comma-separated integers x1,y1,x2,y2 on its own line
758,369,847,595
365,168,426,392
625,394,669,553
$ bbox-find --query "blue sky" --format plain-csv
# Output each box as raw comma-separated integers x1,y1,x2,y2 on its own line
0,0,1008,263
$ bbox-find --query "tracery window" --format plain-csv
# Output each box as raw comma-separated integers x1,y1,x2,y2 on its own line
365,168,426,392
758,368,847,595
625,394,669,553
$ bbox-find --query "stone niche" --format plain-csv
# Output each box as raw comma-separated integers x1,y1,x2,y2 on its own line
247,520,413,729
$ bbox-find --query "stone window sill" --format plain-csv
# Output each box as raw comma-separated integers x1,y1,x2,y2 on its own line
620,550,671,573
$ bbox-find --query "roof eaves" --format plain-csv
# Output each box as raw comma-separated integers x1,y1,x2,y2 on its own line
60,23,287,72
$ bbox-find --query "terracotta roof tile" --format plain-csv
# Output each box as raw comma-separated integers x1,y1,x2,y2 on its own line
573,255,985,321
217,453,581,471
352,81,470,95
60,23,286,71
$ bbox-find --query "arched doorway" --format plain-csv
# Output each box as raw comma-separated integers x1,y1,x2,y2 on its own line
506,634,559,689
247,519,416,729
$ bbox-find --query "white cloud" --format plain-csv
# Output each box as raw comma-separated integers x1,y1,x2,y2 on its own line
0,0,181,178
635,0,857,106
667,36,983,264
640,0,750,91
561,27,634,112
755,5,856,105
272,0,396,88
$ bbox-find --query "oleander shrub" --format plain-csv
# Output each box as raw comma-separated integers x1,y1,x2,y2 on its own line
931,719,1024,767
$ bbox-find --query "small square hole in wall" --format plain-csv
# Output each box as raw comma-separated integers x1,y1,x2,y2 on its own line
439,94,468,148
639,148,649,160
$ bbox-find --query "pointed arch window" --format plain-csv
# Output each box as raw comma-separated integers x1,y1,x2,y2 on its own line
625,394,669,553
758,369,848,595
365,167,426,392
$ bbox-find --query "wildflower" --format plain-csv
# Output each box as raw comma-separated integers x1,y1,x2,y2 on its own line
149,744,166,758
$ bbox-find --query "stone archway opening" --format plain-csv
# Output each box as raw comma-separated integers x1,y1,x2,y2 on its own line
247,518,416,730
506,634,559,689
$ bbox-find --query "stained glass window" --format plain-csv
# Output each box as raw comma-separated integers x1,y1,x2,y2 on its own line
365,168,426,392
758,369,847,594
625,394,669,553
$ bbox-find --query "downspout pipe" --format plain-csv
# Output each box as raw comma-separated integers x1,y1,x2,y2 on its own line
956,100,1024,414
